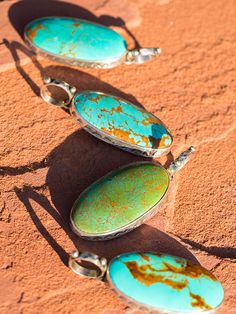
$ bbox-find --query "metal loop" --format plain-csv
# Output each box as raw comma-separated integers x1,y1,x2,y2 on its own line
40,77,76,109
69,250,107,280
125,47,161,64
167,146,196,177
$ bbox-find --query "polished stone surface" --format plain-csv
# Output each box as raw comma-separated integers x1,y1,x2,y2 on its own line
74,91,172,150
109,252,224,312
71,163,169,235
25,17,127,62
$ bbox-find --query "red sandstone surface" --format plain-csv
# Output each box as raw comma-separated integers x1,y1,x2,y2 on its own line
0,0,235,313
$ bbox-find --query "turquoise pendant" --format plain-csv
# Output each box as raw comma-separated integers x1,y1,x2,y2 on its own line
41,78,173,158
108,252,224,313
24,17,161,68
71,161,169,239
70,147,195,240
69,251,224,313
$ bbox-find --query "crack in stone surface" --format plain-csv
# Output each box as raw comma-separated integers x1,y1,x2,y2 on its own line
164,122,236,260
0,158,49,176
18,117,69,131
95,0,110,10
191,120,236,147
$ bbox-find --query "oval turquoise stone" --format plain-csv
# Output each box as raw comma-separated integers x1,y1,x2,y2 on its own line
108,252,224,313
25,17,127,62
74,92,172,150
71,163,169,236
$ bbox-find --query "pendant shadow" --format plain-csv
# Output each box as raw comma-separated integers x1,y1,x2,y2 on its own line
8,0,141,49
44,65,144,108
46,129,147,220
3,39,43,96
6,0,192,265
15,129,196,266
3,39,144,109
15,184,198,266
3,38,175,163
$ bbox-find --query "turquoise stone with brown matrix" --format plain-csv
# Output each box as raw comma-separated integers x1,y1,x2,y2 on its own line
108,252,224,313
73,91,172,152
39,78,173,158
70,147,196,240
70,162,169,239
24,17,161,68
24,17,127,64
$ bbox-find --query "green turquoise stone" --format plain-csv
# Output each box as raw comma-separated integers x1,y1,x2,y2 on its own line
24,17,127,62
74,92,172,150
71,163,169,236
108,252,224,313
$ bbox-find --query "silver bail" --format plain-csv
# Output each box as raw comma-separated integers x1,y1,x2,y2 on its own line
167,146,196,177
40,77,76,110
69,250,107,280
125,47,161,64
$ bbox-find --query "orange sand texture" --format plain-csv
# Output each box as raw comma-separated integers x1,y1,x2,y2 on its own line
0,0,236,313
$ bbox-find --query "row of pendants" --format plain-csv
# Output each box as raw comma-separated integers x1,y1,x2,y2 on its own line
25,17,224,313
41,76,195,241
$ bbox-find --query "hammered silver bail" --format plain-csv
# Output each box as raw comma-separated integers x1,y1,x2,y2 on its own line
69,250,107,280
125,47,161,64
167,146,196,177
40,77,76,110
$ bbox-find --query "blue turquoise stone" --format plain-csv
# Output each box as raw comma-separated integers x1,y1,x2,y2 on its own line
25,17,127,62
108,252,224,313
74,92,172,150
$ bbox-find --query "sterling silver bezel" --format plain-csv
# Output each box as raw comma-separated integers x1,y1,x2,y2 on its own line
70,161,170,241
71,91,172,158
24,16,128,69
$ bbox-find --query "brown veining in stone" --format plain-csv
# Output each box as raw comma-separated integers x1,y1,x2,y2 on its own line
72,22,81,27
101,126,137,145
138,134,149,147
111,201,117,207
101,124,151,147
190,292,212,310
162,260,218,281
61,43,78,58
88,94,105,104
142,116,159,126
140,253,150,262
71,22,81,35
27,24,46,41
160,261,217,282
100,105,123,115
124,255,217,290
112,105,123,114
124,261,188,290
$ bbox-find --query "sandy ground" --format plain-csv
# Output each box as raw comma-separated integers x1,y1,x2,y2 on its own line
0,0,236,313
